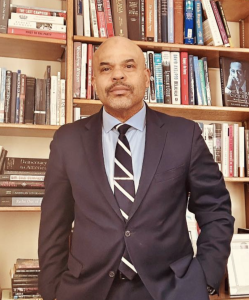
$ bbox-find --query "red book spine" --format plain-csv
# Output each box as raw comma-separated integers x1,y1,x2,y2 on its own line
8,27,66,39
180,52,189,105
103,0,114,37
87,44,93,100
96,0,107,37
229,124,234,177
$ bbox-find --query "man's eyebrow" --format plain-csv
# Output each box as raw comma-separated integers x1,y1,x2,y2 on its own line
99,59,136,66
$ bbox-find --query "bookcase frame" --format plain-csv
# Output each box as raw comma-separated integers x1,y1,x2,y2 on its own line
0,0,249,299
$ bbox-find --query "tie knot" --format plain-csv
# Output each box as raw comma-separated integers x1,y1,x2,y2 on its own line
116,124,131,135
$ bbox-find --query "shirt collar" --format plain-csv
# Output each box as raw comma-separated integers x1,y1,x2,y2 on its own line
102,102,146,133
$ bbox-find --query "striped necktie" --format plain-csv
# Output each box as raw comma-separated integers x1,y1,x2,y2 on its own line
114,123,137,280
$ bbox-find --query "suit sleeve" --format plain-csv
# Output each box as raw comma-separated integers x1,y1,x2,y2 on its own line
38,129,75,300
187,123,234,292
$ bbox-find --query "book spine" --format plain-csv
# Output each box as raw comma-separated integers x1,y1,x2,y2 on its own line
140,0,145,40
5,157,48,171
228,124,234,177
10,12,65,24
210,0,229,47
174,0,183,44
167,0,174,43
219,57,226,107
233,123,239,177
184,0,194,44
170,52,181,105
15,70,21,123
154,0,157,42
213,123,222,170
203,124,214,156
0,174,44,181
147,51,156,103
60,79,66,126
8,19,66,32
13,6,67,19
74,0,83,36
50,75,57,125
74,107,81,121
157,0,162,42
0,197,43,206
216,1,232,46
145,0,154,41
0,148,7,173
96,0,107,37
127,0,140,40
239,126,245,177
201,0,223,46
221,123,229,177
161,0,168,43
198,59,207,105
87,44,93,99
45,66,51,125
80,43,87,98
188,55,195,105
56,72,61,125
143,52,149,102
0,181,44,188
193,56,203,105
0,68,6,123
7,27,66,39
194,0,204,45
103,0,114,37
202,19,214,46
0,0,10,33
245,130,249,177
111,0,128,37
154,53,164,103
19,74,26,124
89,0,99,38
3,170,45,175
201,57,212,106
83,0,91,36
4,70,12,123
34,79,46,125
10,72,17,123
73,42,82,98
0,189,44,197
162,51,171,104
180,52,189,105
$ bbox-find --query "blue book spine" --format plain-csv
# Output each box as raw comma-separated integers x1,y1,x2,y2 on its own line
193,56,203,105
195,0,204,45
0,68,7,123
15,70,21,123
167,0,174,43
188,55,195,105
184,0,195,44
154,53,164,103
198,59,208,105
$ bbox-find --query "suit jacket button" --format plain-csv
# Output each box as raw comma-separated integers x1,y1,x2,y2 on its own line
109,271,115,278
125,230,131,237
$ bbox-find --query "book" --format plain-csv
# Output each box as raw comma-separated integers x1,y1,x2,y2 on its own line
9,13,65,26
19,74,26,124
73,42,82,98
154,53,164,103
170,52,181,105
154,0,157,42
4,70,12,123
44,66,51,125
89,0,99,37
198,59,207,105
56,72,61,125
4,157,47,172
83,0,91,37
34,79,46,125
221,123,229,177
203,124,214,156
193,56,203,105
80,43,87,99
0,197,43,206
0,67,6,123
180,52,189,105
0,181,44,188
8,20,66,33
215,1,233,47
167,0,174,43
111,0,128,37
0,147,7,173
7,28,66,40
0,175,44,181
162,51,171,104
212,123,222,170
239,126,245,177
174,0,183,44
87,44,93,100
50,75,57,125
245,130,249,177
74,0,84,36
201,57,212,106
0,0,10,33
233,123,239,177
0,189,44,197
202,19,214,46
2,289,42,300
3,170,46,175
161,0,168,43
228,124,234,177
24,77,36,124
184,0,194,44
60,79,66,126
157,0,162,42
194,0,204,45
15,70,21,123
188,55,195,105
96,0,107,37
219,57,249,107
103,0,114,37
127,0,140,41
143,53,149,103
15,259,39,270
147,51,156,103
145,0,154,41
10,72,17,123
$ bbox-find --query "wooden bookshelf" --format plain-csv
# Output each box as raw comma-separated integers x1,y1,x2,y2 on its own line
0,207,40,212
220,0,249,22
0,124,58,138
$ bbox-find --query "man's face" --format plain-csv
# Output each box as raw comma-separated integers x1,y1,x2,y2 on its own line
230,62,246,88
92,37,150,119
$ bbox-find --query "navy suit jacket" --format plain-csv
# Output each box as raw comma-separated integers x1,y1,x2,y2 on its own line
38,106,234,300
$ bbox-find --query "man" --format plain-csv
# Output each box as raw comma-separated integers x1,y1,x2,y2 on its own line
38,37,234,300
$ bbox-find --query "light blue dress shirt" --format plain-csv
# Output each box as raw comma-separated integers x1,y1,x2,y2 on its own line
102,104,146,193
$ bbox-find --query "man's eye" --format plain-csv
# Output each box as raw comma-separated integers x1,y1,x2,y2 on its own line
101,67,110,72
126,64,135,69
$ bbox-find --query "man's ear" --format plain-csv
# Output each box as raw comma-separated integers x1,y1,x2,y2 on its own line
144,68,150,88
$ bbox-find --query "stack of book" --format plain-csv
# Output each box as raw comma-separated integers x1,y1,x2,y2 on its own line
73,0,233,46
0,155,46,207
0,66,65,125
6,4,67,40
9,258,41,299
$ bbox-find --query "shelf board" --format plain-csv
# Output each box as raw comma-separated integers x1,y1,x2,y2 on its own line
74,99,249,122
0,207,41,212
0,33,66,61
73,36,249,68
0,124,59,138
220,0,249,22
225,178,249,182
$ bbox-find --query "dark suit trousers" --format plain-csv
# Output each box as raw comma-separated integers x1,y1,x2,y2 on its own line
106,275,154,300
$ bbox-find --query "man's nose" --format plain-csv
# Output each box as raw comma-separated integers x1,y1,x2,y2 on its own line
112,68,125,81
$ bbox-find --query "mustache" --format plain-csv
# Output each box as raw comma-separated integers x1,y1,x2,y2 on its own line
105,82,134,94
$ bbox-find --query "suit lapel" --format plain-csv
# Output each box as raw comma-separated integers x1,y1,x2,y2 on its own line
80,109,124,221
128,107,168,221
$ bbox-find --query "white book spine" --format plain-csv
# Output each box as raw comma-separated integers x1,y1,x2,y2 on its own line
0,68,6,123
170,52,181,105
203,124,214,156
80,43,87,98
50,75,57,126
239,126,245,177
201,0,223,46
83,0,91,36
154,0,157,42
143,52,149,103
74,107,81,121
60,79,66,126
8,19,66,32
89,0,99,37
10,12,64,25
233,123,239,177
221,123,229,177
56,72,61,125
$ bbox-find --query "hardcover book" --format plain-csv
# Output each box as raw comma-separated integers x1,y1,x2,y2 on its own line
220,57,249,107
